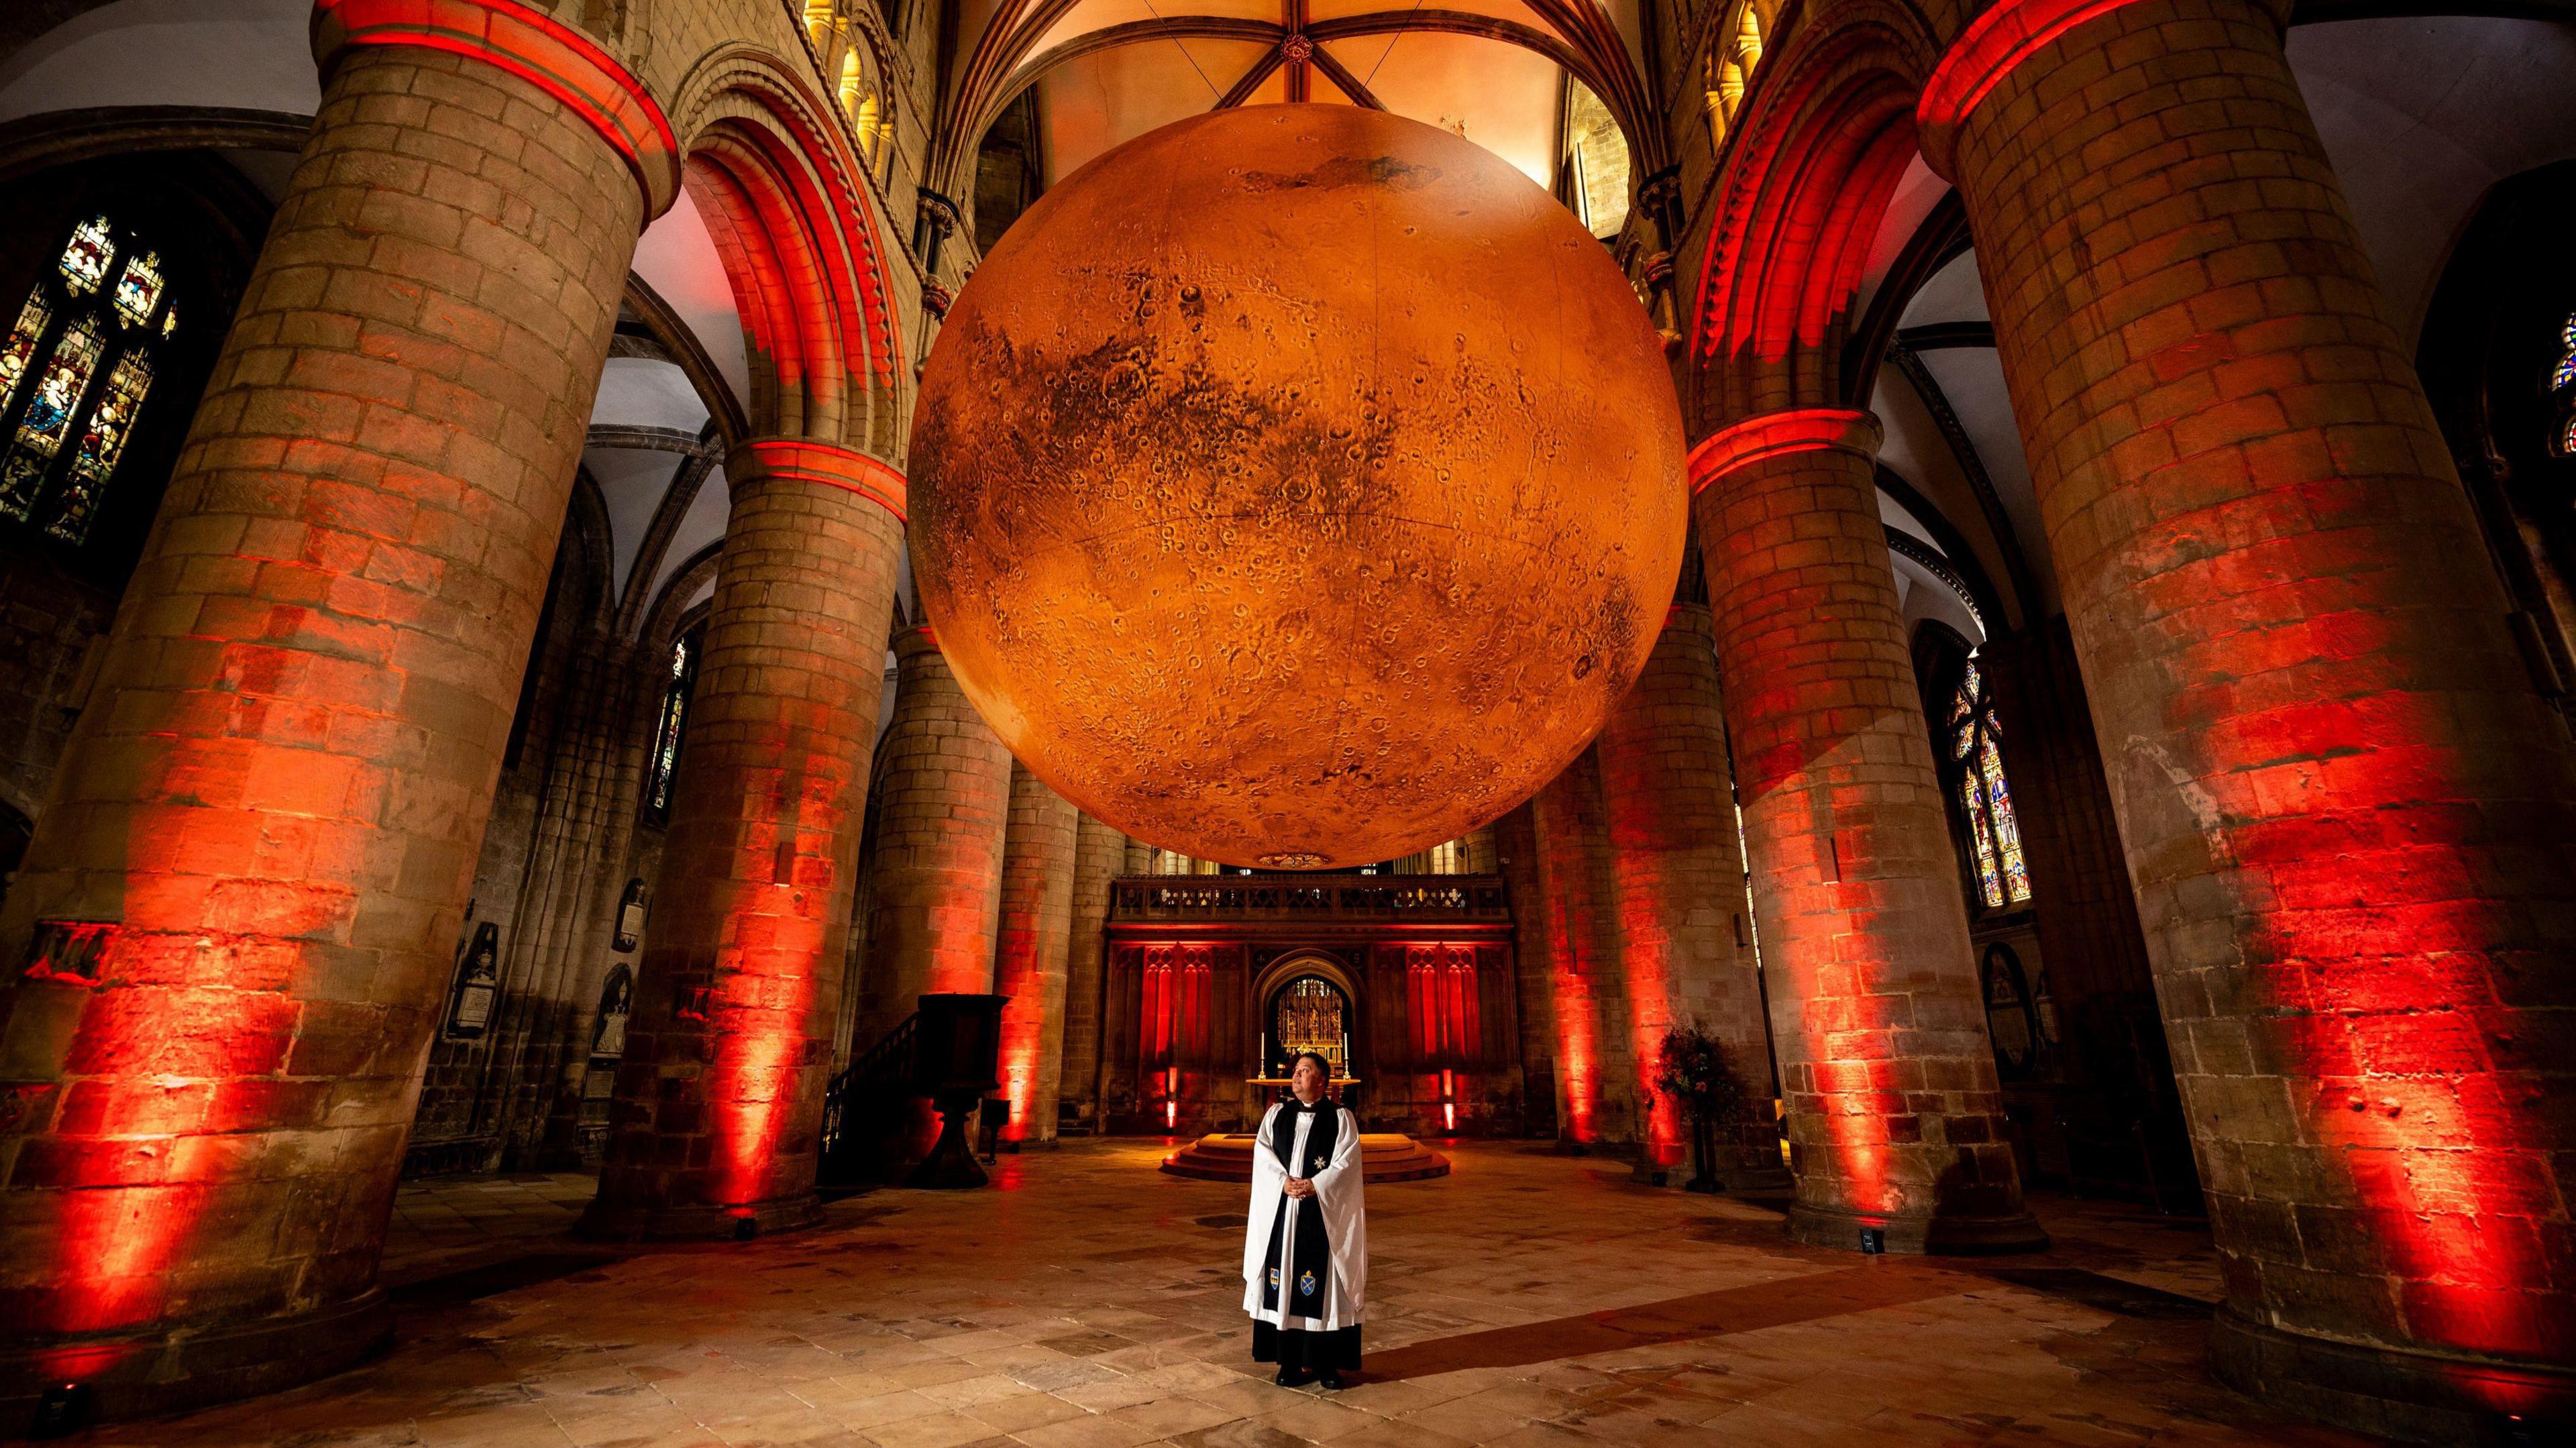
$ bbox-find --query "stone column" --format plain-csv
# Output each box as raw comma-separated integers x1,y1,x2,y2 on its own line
1691,409,2041,1253
1489,802,1558,1135
0,0,672,1417
1593,603,1779,1185
583,441,904,1238
1525,747,1632,1148
1922,0,2576,1431
1059,813,1126,1131
993,763,1079,1146
855,627,1012,1049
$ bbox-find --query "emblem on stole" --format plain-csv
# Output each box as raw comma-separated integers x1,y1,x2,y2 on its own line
1299,1270,1318,1297
1311,1154,1327,1172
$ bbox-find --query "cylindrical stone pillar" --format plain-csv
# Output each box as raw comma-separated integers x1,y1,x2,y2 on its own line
0,0,673,1416
1692,409,2041,1253
1493,801,1560,1137
1525,746,1631,1148
1593,603,1779,1185
1923,0,2576,1431
994,763,1079,1146
1059,814,1126,1132
582,441,905,1238
855,628,1012,1050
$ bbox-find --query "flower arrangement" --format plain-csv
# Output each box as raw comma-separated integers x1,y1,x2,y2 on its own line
1653,1020,1752,1191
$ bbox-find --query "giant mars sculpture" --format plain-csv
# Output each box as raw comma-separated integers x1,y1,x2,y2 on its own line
910,103,1687,868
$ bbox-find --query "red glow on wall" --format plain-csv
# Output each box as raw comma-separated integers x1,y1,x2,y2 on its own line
2245,814,2559,1385
1614,914,1685,1171
1551,984,1604,1144
694,742,850,1208
11,810,343,1345
682,70,907,429
1690,62,1917,369
996,992,1038,1144
742,439,905,521
1139,944,1212,1064
314,0,681,214
1545,924,1604,1144
1686,410,1882,493
1405,944,1481,1059
1914,0,2159,179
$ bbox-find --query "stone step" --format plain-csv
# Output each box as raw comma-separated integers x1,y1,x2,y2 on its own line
1160,1133,1450,1184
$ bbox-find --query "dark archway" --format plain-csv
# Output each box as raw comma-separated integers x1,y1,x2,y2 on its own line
2416,158,2576,723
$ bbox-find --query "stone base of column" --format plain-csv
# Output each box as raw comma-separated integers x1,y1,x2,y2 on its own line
1715,1163,1794,1195
1786,1201,2049,1256
0,1287,390,1433
574,1192,825,1243
2209,1308,2575,1446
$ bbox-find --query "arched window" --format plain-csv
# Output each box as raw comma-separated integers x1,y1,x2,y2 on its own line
802,0,837,48
643,628,699,824
1704,3,1766,151
0,214,178,547
1948,654,2032,909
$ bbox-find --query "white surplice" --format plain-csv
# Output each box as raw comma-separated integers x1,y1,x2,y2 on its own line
1240,1100,1367,1331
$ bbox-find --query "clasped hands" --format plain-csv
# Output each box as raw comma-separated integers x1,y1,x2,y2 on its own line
1283,1177,1316,1200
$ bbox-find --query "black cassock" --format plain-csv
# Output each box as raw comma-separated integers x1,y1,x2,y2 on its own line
1244,1098,1364,1372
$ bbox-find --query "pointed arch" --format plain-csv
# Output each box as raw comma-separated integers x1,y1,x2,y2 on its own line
667,46,908,457
1686,5,1938,429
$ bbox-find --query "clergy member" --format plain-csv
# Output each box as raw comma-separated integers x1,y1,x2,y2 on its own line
1243,1050,1366,1387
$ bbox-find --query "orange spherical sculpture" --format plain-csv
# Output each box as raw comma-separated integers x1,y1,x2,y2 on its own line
909,105,1686,868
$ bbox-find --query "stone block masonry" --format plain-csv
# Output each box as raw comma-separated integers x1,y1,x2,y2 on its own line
0,22,654,1419
1933,0,2576,1432
993,762,1078,1145
584,441,904,1239
1692,410,2041,1255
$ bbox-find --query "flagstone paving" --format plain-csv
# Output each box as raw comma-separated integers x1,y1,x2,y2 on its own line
83,1139,2379,1447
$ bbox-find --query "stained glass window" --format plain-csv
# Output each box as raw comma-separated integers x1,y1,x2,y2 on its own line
111,251,164,330
0,295,48,414
1949,655,2032,909
52,349,153,543
58,219,112,295
0,320,105,522
2554,312,2576,457
643,632,697,822
0,213,178,545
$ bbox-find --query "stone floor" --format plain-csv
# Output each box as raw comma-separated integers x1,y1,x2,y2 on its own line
85,1139,2384,1447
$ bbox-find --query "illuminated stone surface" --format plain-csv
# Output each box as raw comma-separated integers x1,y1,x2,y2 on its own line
910,104,1686,869
88,1145,2360,1448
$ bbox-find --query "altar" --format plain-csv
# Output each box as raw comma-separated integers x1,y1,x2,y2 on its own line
1094,873,1532,1138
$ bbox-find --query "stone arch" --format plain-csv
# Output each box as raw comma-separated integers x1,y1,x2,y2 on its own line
666,46,908,458
1686,5,1939,431
1253,949,1361,1012
639,538,724,657
561,465,619,638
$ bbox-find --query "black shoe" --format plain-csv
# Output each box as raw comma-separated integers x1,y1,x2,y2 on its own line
1274,1366,1311,1388
1316,1368,1345,1390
